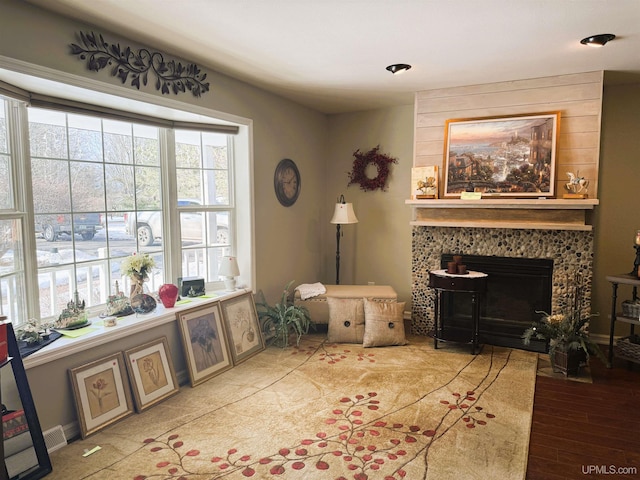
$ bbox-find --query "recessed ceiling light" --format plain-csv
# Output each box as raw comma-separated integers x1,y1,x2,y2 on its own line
580,33,616,47
386,64,412,74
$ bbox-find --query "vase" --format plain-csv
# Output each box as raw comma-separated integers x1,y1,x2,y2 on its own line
552,346,586,376
158,283,179,308
130,274,145,301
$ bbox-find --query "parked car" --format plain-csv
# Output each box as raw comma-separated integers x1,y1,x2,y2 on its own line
124,200,228,247
35,213,103,242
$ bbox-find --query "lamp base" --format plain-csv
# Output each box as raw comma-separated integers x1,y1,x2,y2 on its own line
223,277,237,291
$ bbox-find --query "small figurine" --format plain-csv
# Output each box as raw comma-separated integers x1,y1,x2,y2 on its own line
564,172,589,197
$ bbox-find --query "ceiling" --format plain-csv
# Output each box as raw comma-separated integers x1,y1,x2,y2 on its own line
24,0,640,114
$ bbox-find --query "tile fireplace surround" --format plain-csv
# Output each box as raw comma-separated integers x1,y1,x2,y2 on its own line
411,226,594,336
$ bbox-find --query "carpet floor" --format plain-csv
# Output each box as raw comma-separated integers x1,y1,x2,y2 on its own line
48,334,538,479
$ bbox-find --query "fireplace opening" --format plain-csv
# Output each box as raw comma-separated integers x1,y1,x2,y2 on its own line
439,254,553,352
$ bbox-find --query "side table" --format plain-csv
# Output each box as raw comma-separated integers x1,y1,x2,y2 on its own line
606,273,640,367
429,269,488,354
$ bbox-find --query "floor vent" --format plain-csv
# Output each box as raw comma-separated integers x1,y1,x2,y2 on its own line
43,425,67,453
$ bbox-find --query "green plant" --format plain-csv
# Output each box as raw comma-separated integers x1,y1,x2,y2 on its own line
255,280,312,348
522,274,609,367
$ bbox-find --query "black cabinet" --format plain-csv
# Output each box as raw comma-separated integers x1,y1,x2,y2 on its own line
429,270,488,355
2,322,52,480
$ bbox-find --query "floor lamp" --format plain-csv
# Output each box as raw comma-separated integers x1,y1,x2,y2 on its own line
330,194,358,285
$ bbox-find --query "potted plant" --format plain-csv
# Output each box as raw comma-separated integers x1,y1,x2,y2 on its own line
522,281,608,375
255,280,312,348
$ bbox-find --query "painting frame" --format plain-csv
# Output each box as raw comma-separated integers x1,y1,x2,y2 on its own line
68,352,134,439
124,337,179,412
177,302,233,387
443,112,560,198
220,292,265,365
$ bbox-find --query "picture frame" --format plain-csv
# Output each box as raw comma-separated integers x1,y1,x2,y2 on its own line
177,302,233,386
68,352,134,438
443,112,560,198
411,165,439,199
124,337,179,412
220,292,265,365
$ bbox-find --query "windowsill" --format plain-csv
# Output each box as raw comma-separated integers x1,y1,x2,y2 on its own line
23,288,251,370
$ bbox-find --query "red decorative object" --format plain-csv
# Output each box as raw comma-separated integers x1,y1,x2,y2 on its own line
158,283,179,308
347,145,398,192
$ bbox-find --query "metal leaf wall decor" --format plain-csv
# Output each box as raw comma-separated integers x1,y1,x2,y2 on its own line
69,31,210,97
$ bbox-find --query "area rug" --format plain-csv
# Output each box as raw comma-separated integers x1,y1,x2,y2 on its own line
48,334,537,480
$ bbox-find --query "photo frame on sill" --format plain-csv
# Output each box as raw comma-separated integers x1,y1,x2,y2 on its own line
124,337,179,412
220,292,265,365
68,352,134,438
443,112,560,198
177,302,233,387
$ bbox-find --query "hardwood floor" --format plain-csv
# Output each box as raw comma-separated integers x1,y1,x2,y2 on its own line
526,351,640,480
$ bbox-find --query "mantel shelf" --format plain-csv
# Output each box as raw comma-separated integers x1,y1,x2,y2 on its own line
405,199,599,209
406,198,599,231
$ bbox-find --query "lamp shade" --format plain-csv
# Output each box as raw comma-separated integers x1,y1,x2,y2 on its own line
330,202,358,225
219,256,240,277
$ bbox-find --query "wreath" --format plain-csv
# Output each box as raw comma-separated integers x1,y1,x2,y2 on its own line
347,145,398,192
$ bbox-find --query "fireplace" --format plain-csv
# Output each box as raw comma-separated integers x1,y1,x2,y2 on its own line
411,226,594,353
438,254,553,352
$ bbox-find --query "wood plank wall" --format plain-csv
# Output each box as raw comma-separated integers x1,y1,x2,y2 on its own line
414,71,603,197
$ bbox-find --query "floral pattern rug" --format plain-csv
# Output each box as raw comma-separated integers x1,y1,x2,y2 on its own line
48,334,537,480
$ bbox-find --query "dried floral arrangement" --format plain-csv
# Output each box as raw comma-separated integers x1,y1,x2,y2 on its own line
347,145,398,192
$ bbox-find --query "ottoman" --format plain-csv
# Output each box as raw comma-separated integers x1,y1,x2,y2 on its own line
294,284,398,325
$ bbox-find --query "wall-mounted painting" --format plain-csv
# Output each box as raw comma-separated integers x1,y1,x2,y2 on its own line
443,112,560,198
177,303,233,387
68,352,134,438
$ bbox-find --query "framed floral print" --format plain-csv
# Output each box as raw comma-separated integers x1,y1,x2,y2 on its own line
177,302,233,386
220,292,265,364
68,352,134,438
124,337,179,412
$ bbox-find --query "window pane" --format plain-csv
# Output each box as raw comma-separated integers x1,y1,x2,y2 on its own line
134,125,159,166
0,102,11,210
104,133,133,164
105,164,135,211
70,161,105,212
68,114,102,162
0,155,11,210
175,131,201,168
1,218,26,321
202,132,228,169
176,168,201,202
31,158,71,214
28,109,68,159
135,166,161,210
0,101,8,154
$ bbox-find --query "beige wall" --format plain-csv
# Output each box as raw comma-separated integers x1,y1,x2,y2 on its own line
324,106,414,305
592,83,640,336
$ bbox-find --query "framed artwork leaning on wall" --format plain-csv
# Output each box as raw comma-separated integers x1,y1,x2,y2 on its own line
124,336,179,412
68,352,134,438
177,302,233,386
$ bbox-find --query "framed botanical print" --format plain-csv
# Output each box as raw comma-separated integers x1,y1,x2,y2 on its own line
220,292,265,364
124,337,179,412
177,302,233,386
443,112,560,198
68,352,134,438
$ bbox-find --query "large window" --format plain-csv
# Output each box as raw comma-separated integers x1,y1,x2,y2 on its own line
0,97,241,326
175,130,231,280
